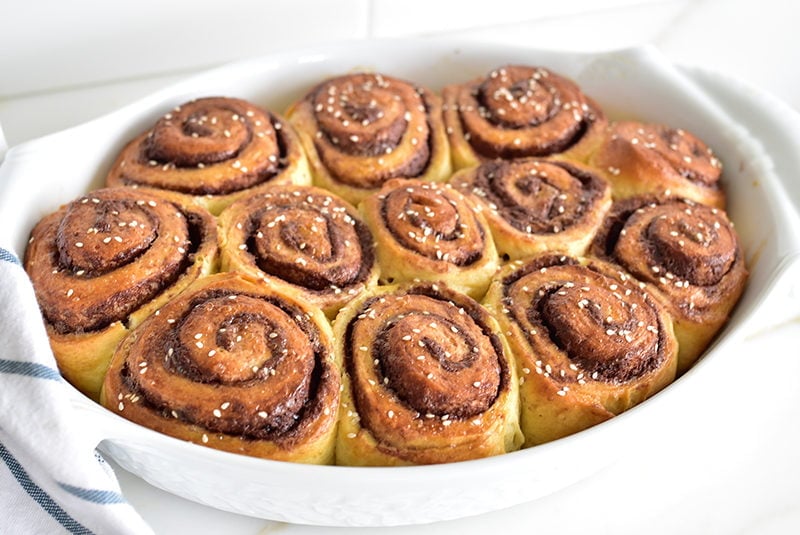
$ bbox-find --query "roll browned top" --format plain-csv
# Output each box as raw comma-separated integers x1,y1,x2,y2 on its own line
105,97,310,213
218,184,378,317
102,273,341,463
443,65,606,169
485,254,678,445
500,255,676,385
450,158,611,260
286,72,451,205
590,195,747,371
361,178,498,298
588,121,725,209
334,282,521,465
24,187,217,335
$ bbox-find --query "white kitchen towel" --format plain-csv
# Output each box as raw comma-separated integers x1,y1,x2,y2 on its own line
0,247,153,535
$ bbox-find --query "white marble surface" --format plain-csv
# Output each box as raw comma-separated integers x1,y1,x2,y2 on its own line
2,1,800,533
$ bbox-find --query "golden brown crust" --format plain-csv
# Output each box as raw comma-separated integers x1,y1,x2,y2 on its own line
286,72,451,206
100,272,341,464
218,184,379,318
23,187,218,399
590,195,747,373
484,255,678,446
20,61,750,468
450,158,611,260
105,97,311,214
588,121,725,209
333,282,522,465
443,65,606,171
360,178,499,299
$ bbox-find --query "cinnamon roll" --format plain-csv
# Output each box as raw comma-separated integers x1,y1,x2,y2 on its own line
588,121,725,209
333,282,522,466
100,272,341,464
484,255,678,446
218,184,379,318
443,65,606,171
450,158,611,261
24,187,218,399
105,97,311,214
360,178,499,299
590,195,747,373
285,72,451,206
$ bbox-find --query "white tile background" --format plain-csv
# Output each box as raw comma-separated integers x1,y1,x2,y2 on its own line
3,0,799,147
2,1,800,534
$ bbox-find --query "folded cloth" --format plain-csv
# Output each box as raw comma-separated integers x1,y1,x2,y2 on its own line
0,247,153,535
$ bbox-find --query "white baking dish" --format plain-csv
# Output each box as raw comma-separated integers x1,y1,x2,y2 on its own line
1,40,799,527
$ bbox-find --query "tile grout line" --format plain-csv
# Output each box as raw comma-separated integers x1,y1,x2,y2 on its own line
0,63,223,103
365,0,375,39
391,0,688,39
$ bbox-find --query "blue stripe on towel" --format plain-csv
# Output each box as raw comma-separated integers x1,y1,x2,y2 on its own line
0,440,94,535
0,247,21,265
0,360,62,381
58,482,126,505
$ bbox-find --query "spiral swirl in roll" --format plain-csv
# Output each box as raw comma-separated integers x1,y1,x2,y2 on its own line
484,255,678,446
361,178,498,298
286,72,451,206
24,187,218,399
443,65,606,170
333,282,522,465
105,97,311,214
101,272,341,464
450,158,611,260
590,195,747,373
218,185,378,317
588,121,725,208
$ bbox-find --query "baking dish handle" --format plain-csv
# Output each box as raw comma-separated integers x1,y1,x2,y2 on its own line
0,121,8,164
738,86,800,330
747,253,800,338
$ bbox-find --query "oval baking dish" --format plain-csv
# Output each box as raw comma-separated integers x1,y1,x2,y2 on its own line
1,40,799,527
